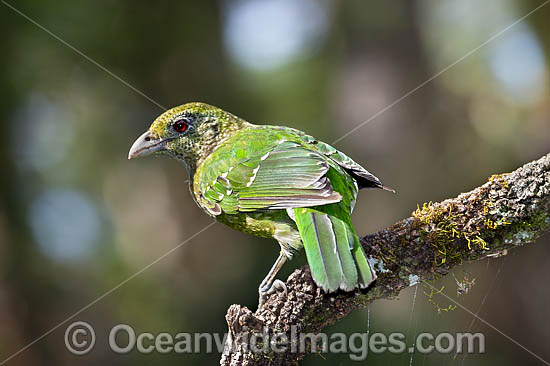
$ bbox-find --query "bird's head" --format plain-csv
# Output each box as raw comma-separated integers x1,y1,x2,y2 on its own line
128,102,248,171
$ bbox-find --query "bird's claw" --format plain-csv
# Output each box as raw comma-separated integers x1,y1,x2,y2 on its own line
268,279,287,296
258,280,287,309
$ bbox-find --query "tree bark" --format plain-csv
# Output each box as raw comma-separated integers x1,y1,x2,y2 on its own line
220,153,550,366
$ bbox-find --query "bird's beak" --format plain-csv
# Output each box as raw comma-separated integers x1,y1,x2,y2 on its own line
128,131,171,159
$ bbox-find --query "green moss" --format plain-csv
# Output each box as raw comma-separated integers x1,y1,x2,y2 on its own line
412,202,465,265
481,195,511,231
503,211,550,245
467,235,489,250
422,284,457,314
484,217,511,230
412,178,549,266
488,173,510,189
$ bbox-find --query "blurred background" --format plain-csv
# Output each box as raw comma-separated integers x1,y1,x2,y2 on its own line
1,0,549,365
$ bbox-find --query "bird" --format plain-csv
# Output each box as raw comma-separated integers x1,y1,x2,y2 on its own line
128,102,393,308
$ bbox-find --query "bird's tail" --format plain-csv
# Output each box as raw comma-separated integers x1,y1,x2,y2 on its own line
293,207,376,292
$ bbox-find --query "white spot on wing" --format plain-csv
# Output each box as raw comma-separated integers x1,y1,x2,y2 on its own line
203,202,221,216
286,208,296,222
245,165,261,187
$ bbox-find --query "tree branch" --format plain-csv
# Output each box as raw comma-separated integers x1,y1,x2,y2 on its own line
220,153,550,366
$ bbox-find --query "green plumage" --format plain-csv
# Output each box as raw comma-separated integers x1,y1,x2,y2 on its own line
129,102,391,302
292,164,374,292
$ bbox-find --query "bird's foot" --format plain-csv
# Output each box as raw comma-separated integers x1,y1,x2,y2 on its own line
268,279,287,296
258,279,287,309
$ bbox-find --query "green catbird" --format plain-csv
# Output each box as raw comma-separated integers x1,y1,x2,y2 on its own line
129,102,393,307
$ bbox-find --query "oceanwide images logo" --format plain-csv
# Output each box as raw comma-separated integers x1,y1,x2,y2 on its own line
65,322,485,360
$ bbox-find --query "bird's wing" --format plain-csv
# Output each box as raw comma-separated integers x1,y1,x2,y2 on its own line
197,140,342,215
300,134,385,190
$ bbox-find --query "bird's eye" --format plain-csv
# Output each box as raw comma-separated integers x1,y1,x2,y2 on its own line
173,120,188,133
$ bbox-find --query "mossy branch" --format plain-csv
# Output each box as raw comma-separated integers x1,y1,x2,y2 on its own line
220,153,550,366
